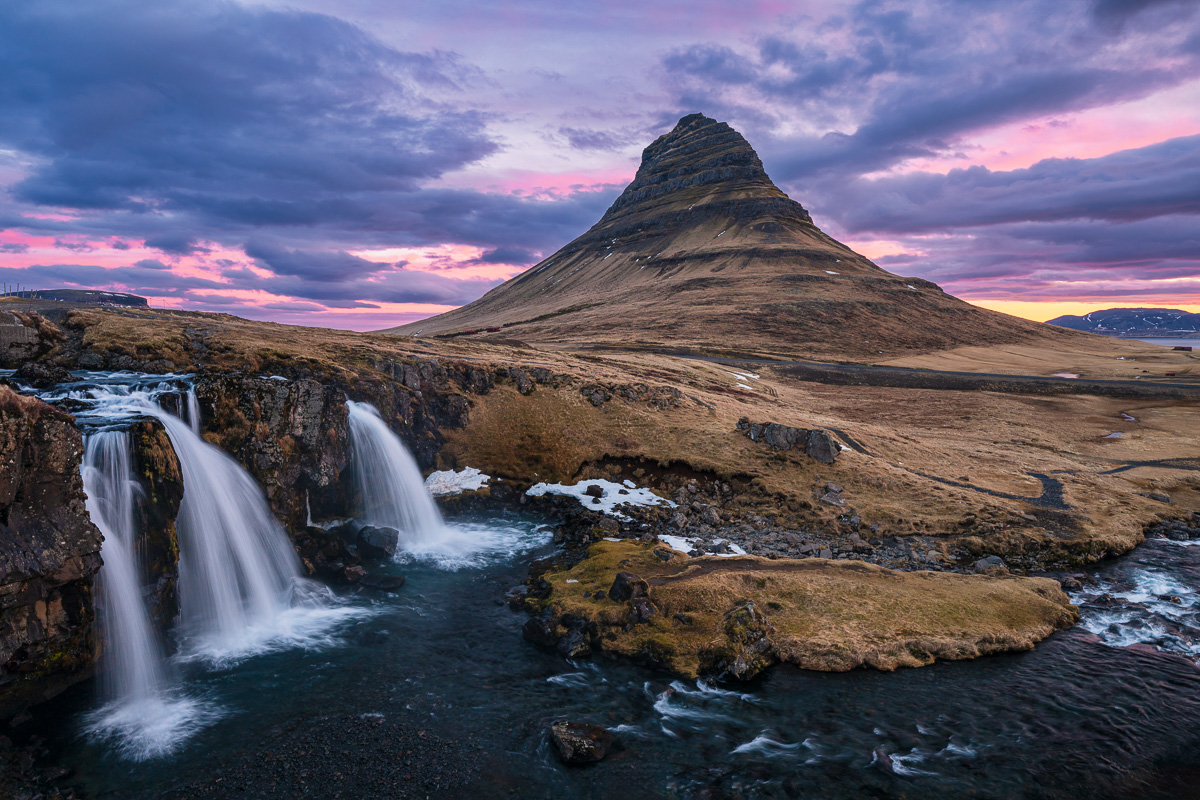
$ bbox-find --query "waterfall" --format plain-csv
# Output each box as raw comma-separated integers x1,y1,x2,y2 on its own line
150,410,305,660
83,432,165,704
81,429,220,761
183,388,201,434
346,401,449,550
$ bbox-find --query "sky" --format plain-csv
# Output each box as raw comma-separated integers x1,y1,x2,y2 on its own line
0,0,1198,331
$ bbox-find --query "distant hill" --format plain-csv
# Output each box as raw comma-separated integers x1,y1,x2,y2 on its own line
383,113,1083,361
1,289,148,307
1047,308,1200,338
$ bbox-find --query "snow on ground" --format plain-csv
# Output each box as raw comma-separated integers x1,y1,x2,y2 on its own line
424,467,491,497
525,479,675,519
824,270,839,275
657,534,747,557
658,534,697,553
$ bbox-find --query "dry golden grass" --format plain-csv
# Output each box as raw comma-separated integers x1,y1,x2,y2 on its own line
40,306,1200,564
539,540,1078,676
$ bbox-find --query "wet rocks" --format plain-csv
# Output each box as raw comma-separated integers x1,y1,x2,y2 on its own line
10,361,72,389
358,573,406,592
357,525,400,559
703,600,775,680
549,721,614,765
0,388,102,718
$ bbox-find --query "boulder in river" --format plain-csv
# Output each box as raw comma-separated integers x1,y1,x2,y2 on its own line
11,361,72,389
358,573,406,592
357,525,400,559
549,721,614,765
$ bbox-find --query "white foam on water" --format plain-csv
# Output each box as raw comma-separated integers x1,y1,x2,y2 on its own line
174,584,374,668
83,692,225,761
889,750,939,777
731,732,804,757
395,519,551,571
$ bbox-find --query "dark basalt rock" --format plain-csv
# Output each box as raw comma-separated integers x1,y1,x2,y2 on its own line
358,573,406,592
0,388,102,718
608,571,649,602
805,429,840,464
10,361,71,389
737,417,840,465
700,600,775,681
549,721,614,765
357,525,400,559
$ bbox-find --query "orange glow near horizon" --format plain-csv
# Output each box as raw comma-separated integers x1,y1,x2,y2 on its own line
966,299,1200,323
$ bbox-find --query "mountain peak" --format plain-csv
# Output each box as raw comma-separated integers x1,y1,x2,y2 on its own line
599,113,800,227
385,114,1073,360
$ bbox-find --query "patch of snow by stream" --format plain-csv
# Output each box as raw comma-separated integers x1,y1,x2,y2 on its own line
424,467,490,496
525,479,674,519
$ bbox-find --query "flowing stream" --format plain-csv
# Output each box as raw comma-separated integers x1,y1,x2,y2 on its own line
12,371,1200,797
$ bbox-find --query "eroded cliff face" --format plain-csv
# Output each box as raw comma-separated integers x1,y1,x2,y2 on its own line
0,387,101,717
129,420,183,628
189,358,493,538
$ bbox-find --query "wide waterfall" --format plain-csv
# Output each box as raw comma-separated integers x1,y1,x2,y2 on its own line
66,375,365,759
151,411,306,660
81,429,219,760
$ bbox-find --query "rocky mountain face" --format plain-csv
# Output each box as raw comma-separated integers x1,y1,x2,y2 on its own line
1048,308,1200,337
0,388,102,717
386,113,1082,360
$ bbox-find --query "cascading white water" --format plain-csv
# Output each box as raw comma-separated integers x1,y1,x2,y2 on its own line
72,376,367,759
183,387,201,434
83,432,165,703
152,411,305,659
81,429,221,761
346,400,446,539
346,400,512,566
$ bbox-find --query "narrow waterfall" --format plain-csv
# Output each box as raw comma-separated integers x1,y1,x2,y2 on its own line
151,411,304,659
83,432,165,704
183,387,201,434
346,401,448,549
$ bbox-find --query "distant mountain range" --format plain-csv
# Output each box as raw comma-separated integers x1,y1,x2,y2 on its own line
1047,308,1200,338
1,289,148,307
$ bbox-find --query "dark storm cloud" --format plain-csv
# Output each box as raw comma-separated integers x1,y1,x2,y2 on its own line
143,234,206,256
0,1,496,210
824,135,1200,235
662,0,1200,181
0,0,503,248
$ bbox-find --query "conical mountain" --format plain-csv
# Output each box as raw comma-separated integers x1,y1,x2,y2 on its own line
385,113,1077,360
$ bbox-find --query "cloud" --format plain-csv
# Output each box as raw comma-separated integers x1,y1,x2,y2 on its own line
661,0,1200,181
824,134,1200,235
